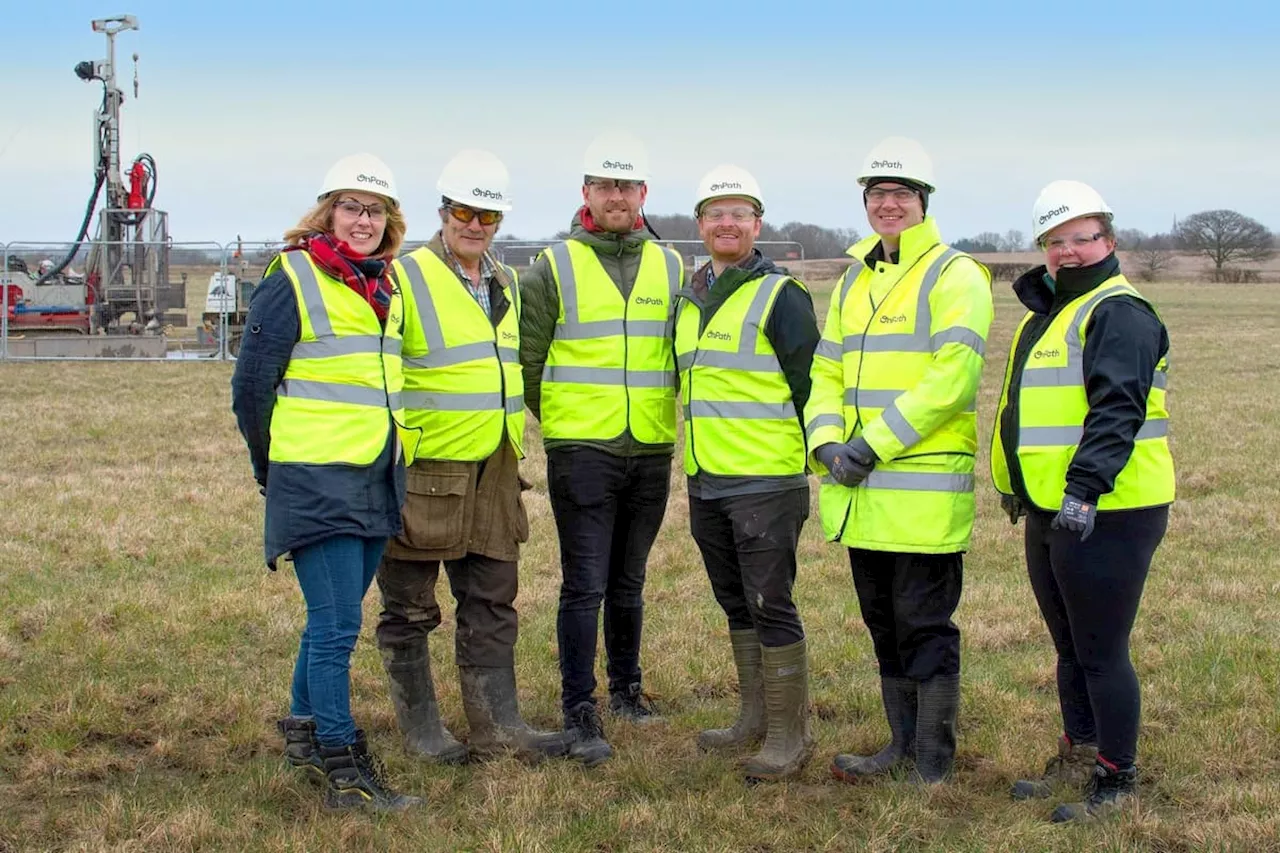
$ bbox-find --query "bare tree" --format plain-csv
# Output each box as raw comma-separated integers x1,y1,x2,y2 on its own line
999,229,1027,252
1175,209,1274,280
1132,246,1175,282
1115,227,1148,249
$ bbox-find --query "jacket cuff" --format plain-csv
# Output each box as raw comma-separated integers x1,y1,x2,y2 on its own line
1064,482,1100,505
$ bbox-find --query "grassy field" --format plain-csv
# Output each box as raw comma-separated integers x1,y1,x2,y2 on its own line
2,279,1278,852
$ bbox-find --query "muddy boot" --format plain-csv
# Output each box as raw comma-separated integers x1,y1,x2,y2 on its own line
380,641,469,764
608,683,662,724
1011,735,1099,800
277,716,326,785
831,676,917,782
741,640,814,782
319,730,422,813
458,665,571,762
1051,761,1138,823
697,630,766,752
565,701,612,768
911,673,959,784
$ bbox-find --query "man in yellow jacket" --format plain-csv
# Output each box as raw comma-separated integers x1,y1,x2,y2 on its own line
807,137,992,784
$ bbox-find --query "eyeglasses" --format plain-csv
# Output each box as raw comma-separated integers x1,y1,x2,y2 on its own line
1041,232,1104,251
444,204,503,226
587,178,643,194
333,198,388,221
700,206,758,223
864,187,919,204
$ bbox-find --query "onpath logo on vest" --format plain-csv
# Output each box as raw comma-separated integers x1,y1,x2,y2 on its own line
473,187,504,201
707,330,733,341
603,160,634,171
502,331,517,341
357,173,390,189
878,313,908,324
1038,205,1069,225
1033,347,1062,359
634,296,665,306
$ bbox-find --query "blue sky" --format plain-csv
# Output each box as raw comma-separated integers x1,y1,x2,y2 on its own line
2,0,1276,249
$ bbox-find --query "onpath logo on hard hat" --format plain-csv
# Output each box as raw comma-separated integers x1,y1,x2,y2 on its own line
603,160,634,171
1039,205,1070,224
871,160,903,170
709,181,743,192
473,187,505,200
357,173,390,188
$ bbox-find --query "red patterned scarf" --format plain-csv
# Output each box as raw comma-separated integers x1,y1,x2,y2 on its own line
291,233,392,322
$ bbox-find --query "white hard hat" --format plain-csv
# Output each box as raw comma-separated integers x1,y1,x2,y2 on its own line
582,131,650,182
437,149,512,212
857,136,935,193
318,152,399,206
1032,180,1113,242
694,164,764,215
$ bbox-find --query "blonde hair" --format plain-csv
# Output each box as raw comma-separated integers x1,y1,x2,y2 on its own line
282,193,406,259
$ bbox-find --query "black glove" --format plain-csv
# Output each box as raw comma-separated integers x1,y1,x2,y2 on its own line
1000,493,1026,525
1051,495,1096,541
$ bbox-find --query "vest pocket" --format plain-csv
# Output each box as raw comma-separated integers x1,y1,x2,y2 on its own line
402,469,469,551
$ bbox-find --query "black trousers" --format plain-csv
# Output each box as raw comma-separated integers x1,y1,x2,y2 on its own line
374,554,518,668
1025,505,1168,769
689,487,808,647
546,446,671,714
849,549,963,680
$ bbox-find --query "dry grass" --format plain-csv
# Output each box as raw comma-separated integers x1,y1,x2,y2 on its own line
2,280,1279,852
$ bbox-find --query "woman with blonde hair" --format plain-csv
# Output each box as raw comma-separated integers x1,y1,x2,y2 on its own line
231,153,419,812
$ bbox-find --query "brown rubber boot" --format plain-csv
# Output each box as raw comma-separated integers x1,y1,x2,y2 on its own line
380,641,469,764
458,666,571,762
741,640,814,782
1011,735,1099,800
831,676,917,782
697,630,766,752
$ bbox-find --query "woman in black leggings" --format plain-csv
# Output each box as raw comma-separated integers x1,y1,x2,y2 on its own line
989,180,1175,824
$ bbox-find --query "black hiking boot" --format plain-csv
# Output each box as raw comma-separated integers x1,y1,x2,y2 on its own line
277,716,326,785
608,683,661,724
565,702,612,768
1011,735,1099,800
1052,761,1138,823
319,731,422,812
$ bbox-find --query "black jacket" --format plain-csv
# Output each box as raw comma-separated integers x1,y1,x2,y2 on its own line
680,250,821,498
999,254,1169,508
230,265,406,568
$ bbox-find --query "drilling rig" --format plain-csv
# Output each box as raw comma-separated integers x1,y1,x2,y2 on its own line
6,14,184,342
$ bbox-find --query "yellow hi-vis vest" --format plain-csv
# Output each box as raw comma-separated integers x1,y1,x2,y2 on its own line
807,225,991,553
540,239,682,443
268,249,410,465
393,247,525,462
991,275,1174,512
675,274,807,477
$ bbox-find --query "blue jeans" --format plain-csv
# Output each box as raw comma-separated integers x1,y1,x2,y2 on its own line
289,535,386,747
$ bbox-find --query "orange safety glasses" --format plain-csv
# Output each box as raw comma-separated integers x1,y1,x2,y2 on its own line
444,204,503,226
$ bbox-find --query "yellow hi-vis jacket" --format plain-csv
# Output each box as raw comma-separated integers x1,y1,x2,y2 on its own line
674,273,807,477
268,249,410,465
806,218,993,553
393,247,525,462
991,275,1174,511
540,239,682,444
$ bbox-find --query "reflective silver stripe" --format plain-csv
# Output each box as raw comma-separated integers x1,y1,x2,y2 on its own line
627,320,669,337
840,248,962,355
543,365,673,388
403,340,496,369
881,401,922,447
1020,418,1168,447
677,351,694,373
805,413,844,440
838,260,865,306
688,400,796,420
815,339,842,361
845,388,904,408
1152,370,1168,390
1019,367,1078,388
498,346,518,364
662,246,682,300
284,252,334,339
293,335,392,359
398,253,446,351
505,395,523,415
931,326,986,356
863,471,974,492
549,242,578,324
742,275,785,347
401,391,503,411
692,350,780,372
277,379,391,408
556,319,626,339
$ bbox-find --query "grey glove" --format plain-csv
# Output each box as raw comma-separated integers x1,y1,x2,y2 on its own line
814,443,844,472
1000,493,1025,525
1051,495,1096,541
836,436,877,487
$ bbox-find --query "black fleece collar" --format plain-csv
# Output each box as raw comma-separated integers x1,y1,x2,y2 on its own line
1012,253,1120,314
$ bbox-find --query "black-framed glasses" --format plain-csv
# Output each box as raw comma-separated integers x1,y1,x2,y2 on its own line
333,198,388,221
444,204,503,226
587,178,643,194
